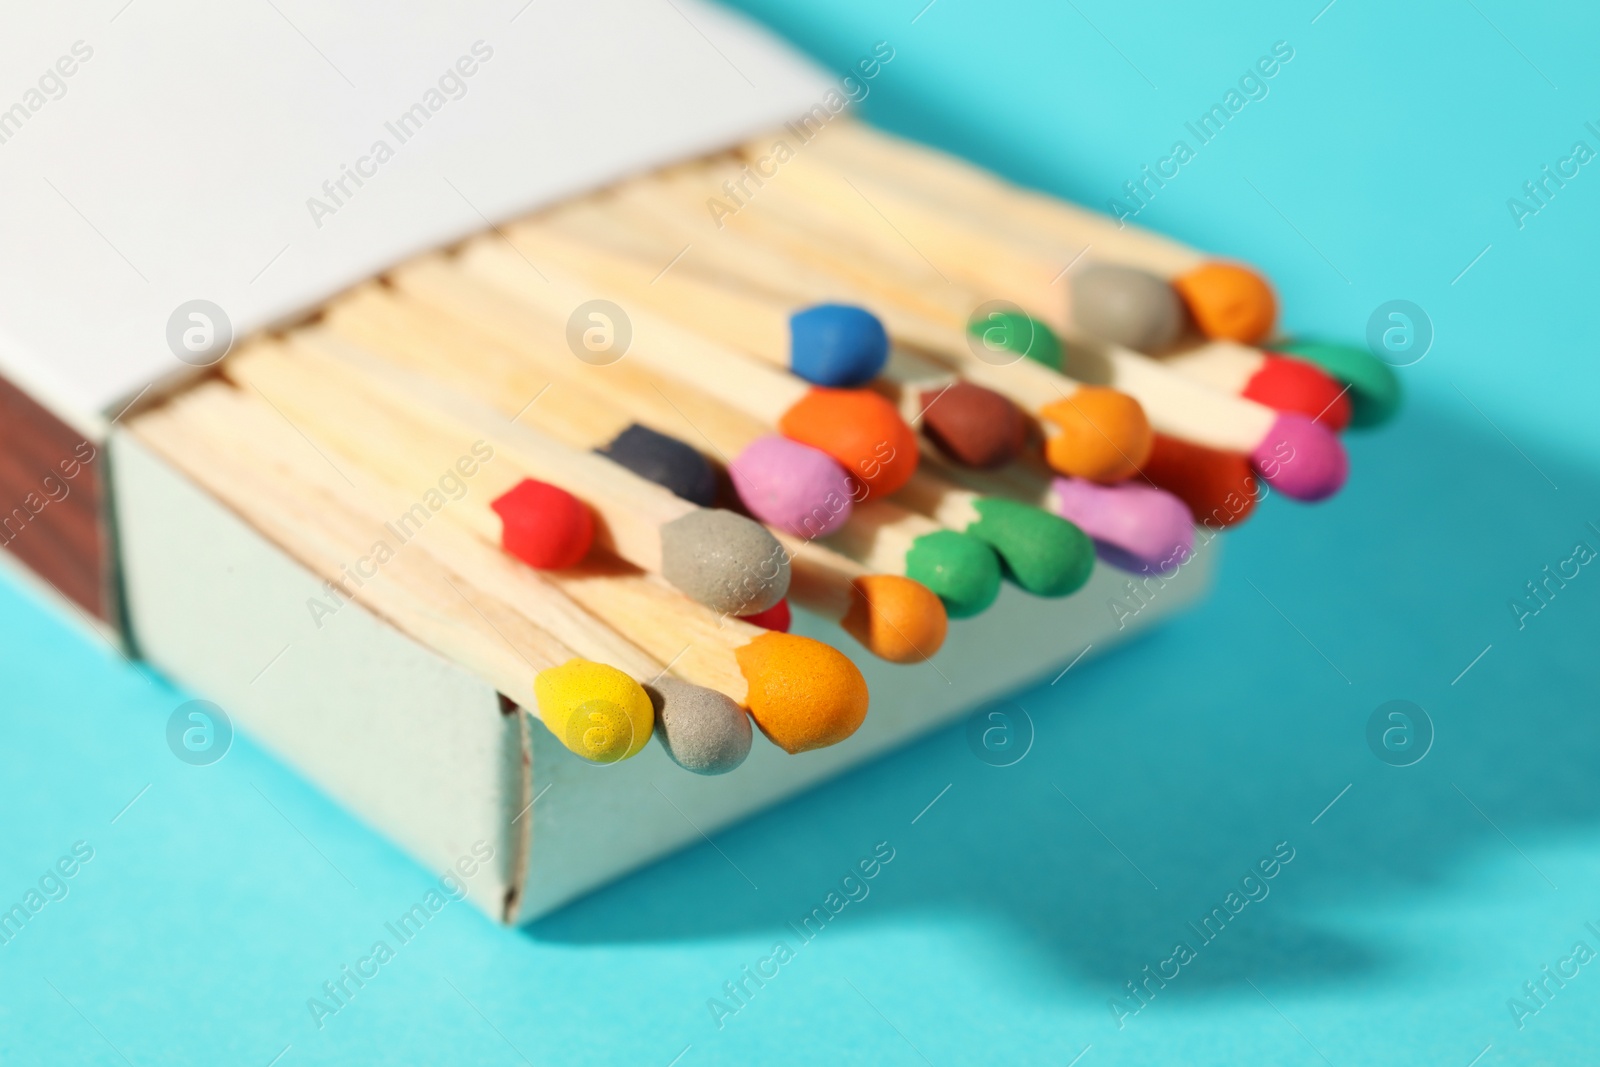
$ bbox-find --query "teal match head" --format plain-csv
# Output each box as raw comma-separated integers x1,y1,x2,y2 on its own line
903,529,1002,618
966,497,1093,597
1274,338,1403,429
788,304,890,386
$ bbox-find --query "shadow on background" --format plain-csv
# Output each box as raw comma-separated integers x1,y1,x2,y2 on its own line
528,393,1600,1006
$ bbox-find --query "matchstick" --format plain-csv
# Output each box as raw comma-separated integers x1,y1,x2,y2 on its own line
131,380,756,771
799,120,1277,344
230,336,793,622
459,236,923,502
377,254,1007,618
460,222,1096,599
524,202,1152,483
635,162,1347,504
313,295,949,663
788,122,1395,426
776,140,1352,429
210,340,871,755
929,452,1195,575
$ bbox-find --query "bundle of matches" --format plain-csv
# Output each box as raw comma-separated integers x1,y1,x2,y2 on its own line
788,121,1402,430
127,120,1396,781
577,161,1354,515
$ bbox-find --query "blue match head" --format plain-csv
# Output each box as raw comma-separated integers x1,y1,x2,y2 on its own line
787,304,890,387
595,423,719,507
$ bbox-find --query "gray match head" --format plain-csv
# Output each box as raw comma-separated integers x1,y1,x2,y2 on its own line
659,509,790,617
1071,264,1187,351
648,677,752,775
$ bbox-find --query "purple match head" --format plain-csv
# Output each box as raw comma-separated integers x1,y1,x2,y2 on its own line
1050,477,1194,573
1251,414,1349,502
729,435,854,537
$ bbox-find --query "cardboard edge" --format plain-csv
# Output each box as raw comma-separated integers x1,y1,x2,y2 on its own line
110,427,534,917
508,542,1217,924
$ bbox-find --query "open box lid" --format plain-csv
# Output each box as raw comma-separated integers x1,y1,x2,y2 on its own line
0,0,828,436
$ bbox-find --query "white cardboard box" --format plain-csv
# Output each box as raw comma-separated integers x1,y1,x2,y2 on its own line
2,2,1214,922
112,431,1213,922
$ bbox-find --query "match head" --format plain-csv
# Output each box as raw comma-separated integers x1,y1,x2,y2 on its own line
967,309,1063,369
966,498,1094,598
659,509,791,616
1070,265,1186,351
1038,387,1154,483
648,676,752,775
1275,339,1403,429
788,304,890,387
777,387,920,497
1251,414,1349,502
1173,262,1277,344
596,423,718,506
738,598,792,632
533,659,654,763
729,435,854,537
1050,477,1195,574
903,529,1003,619
1242,354,1352,431
491,479,595,569
841,574,949,663
734,631,869,754
1141,433,1260,529
918,380,1028,469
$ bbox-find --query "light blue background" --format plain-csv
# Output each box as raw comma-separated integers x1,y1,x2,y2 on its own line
4,1,1600,1063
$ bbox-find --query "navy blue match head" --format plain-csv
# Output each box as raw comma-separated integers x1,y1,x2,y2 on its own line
787,304,890,387
594,423,719,507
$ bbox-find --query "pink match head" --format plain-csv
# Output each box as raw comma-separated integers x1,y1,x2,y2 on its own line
1050,477,1194,573
1250,414,1349,502
730,435,855,537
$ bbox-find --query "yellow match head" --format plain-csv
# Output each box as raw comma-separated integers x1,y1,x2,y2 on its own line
533,659,654,763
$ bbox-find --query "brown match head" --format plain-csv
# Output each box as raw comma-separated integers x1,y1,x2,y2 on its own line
918,380,1028,469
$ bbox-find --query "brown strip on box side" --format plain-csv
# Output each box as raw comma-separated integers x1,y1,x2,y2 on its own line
0,371,114,621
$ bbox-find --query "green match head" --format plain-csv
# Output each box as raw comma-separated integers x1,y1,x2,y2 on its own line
967,498,1094,598
1274,338,1402,429
967,309,1064,370
903,529,1002,618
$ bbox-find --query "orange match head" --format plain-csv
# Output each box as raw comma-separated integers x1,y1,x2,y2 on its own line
1173,262,1277,344
1038,387,1154,483
777,387,919,497
1140,433,1259,528
734,631,869,753
841,575,948,664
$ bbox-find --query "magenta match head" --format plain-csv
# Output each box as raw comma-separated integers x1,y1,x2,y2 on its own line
1050,477,1194,573
1250,414,1349,502
729,434,854,536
